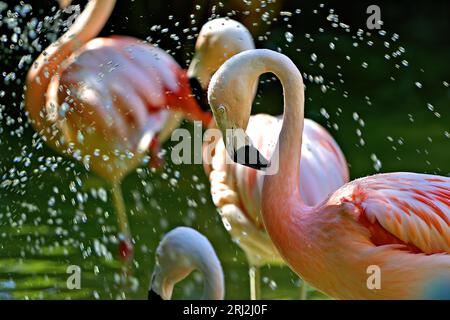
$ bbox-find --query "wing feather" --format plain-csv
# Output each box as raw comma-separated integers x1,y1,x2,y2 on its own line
345,173,450,254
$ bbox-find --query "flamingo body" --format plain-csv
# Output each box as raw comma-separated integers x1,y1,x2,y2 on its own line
266,172,450,299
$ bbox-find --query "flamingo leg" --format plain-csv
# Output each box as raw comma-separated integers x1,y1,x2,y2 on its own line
249,265,261,300
111,183,134,279
298,278,308,300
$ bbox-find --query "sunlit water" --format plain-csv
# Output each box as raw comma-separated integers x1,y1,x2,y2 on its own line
0,1,448,299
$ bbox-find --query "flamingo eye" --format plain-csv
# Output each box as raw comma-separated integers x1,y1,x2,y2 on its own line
217,105,226,114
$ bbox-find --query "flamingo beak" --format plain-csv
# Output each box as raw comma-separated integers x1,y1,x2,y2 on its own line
147,288,163,300
224,128,270,170
148,272,163,300
232,144,270,170
187,52,209,89
188,76,210,112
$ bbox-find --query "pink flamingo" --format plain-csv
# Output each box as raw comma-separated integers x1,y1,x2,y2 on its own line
25,0,210,267
207,48,450,299
189,19,349,299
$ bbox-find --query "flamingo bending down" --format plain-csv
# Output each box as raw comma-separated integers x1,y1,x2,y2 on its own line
25,0,210,268
208,48,450,299
189,19,349,299
148,227,224,300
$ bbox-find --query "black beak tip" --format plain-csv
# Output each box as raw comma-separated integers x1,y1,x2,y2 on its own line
233,145,270,171
188,77,210,112
148,289,163,300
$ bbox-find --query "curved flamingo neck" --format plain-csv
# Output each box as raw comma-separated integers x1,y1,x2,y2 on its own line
199,259,225,300
235,51,306,208
222,50,309,262
255,52,310,251
25,0,116,131
266,58,304,199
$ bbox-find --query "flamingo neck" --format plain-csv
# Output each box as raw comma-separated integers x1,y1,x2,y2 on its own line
25,0,116,131
199,261,224,300
267,63,304,198
250,52,306,210
235,51,308,262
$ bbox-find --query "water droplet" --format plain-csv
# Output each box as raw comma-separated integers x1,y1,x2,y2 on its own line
284,31,294,43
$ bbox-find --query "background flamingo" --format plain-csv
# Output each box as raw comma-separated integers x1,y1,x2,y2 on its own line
208,48,450,299
148,227,224,300
25,0,210,271
189,18,349,299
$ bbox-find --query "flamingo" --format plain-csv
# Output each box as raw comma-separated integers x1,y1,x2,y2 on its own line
25,0,210,270
189,19,349,299
148,227,224,300
207,48,450,299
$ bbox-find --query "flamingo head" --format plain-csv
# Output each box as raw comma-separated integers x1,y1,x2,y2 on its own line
149,227,224,300
149,238,192,300
207,50,270,170
188,18,255,90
